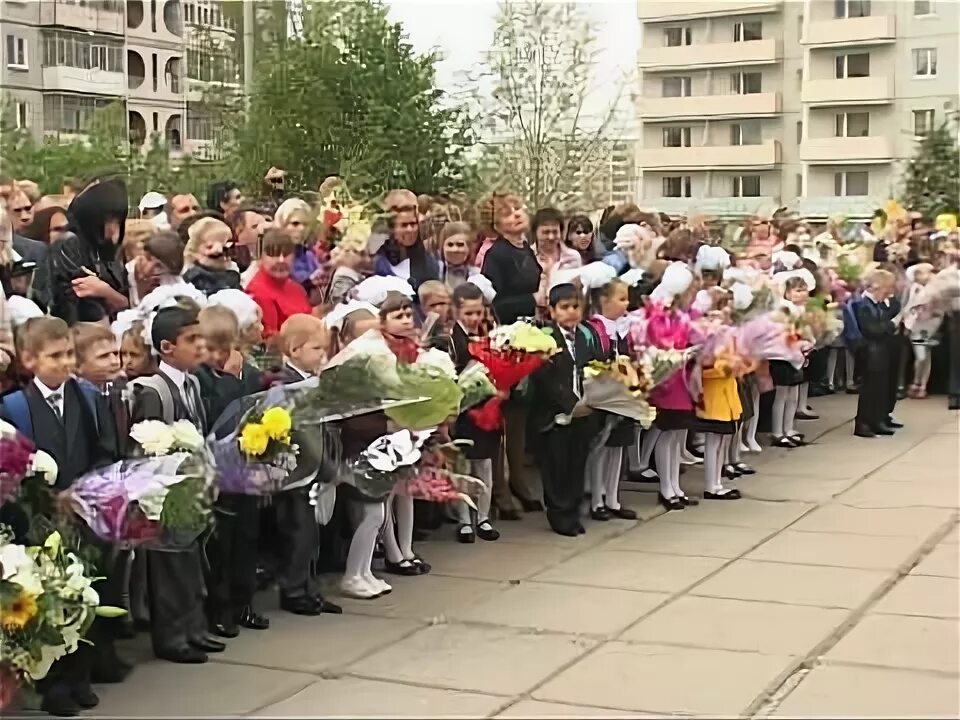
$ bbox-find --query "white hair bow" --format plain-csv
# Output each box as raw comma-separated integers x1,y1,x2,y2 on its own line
324,300,378,331
466,273,497,302
694,245,731,273
352,275,414,307
579,261,618,291
208,289,261,330
730,282,754,311
649,261,693,304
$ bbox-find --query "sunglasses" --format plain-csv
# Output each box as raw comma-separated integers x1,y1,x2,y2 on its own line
269,178,285,186
12,206,31,214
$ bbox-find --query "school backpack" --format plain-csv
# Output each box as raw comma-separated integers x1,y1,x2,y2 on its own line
2,382,100,442
127,376,177,425
841,297,865,346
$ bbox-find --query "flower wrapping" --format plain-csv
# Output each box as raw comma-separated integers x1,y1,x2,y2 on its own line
457,361,498,412
466,338,550,431
580,373,656,428
0,421,37,505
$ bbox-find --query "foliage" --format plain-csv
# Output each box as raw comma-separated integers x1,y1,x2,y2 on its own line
900,119,960,219
225,0,477,199
470,0,626,209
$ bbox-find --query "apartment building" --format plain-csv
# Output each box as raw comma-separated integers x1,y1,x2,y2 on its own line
1,0,241,157
634,0,959,219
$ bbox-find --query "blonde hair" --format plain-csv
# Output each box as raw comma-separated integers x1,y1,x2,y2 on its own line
275,198,311,230
279,313,326,356
198,305,240,350
16,179,40,203
123,219,154,262
865,268,896,290
417,280,448,305
72,322,116,363
478,193,524,235
440,221,472,244
184,217,231,264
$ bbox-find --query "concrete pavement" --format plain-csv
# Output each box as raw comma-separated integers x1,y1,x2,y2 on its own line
92,395,959,717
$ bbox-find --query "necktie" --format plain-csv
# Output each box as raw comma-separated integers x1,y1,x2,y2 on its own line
47,392,63,424
182,380,201,428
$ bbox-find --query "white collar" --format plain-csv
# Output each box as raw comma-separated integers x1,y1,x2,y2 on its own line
33,378,65,399
594,313,630,339
159,361,187,390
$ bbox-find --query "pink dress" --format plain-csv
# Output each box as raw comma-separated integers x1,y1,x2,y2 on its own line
644,303,696,424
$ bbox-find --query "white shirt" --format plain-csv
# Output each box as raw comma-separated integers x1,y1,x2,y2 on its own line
594,314,630,341
390,258,411,280
34,378,65,417
560,328,580,399
159,361,199,419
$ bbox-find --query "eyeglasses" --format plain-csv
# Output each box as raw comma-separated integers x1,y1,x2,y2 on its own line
269,178,284,186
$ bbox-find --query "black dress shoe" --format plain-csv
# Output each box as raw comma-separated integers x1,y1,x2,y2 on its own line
313,596,343,614
498,508,522,521
411,556,431,574
457,524,476,543
384,558,422,576
280,594,322,616
550,524,579,537
722,464,742,479
156,645,208,664
72,686,99,709
476,520,500,541
788,434,808,446
771,436,797,448
577,524,586,534
950,395,960,410
608,506,637,520
626,468,660,483
189,635,226,653
846,385,860,394
873,425,895,436
658,493,684,511
41,689,81,717
854,425,876,438
703,489,742,500
884,417,904,429
733,462,755,475
210,620,239,639
236,605,270,630
519,497,544,512
590,506,612,521
678,495,699,507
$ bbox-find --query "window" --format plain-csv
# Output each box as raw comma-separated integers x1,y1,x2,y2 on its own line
795,173,803,197
834,171,869,196
796,120,803,144
733,21,762,41
41,33,122,72
796,68,803,87
6,35,27,68
835,112,870,137
663,127,692,147
663,176,692,198
914,0,934,15
662,76,692,97
730,121,762,145
664,27,692,47
732,175,761,197
14,101,27,129
834,0,871,18
913,109,934,135
835,53,870,78
913,48,937,77
730,71,762,94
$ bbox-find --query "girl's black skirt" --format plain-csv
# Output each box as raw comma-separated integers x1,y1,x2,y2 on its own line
653,408,695,431
769,359,804,386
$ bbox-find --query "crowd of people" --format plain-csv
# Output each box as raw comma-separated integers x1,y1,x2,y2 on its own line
0,168,958,716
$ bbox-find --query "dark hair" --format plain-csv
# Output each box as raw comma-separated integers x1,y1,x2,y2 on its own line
151,306,200,351
565,214,593,238
452,282,484,308
144,230,186,275
783,276,809,295
783,243,803,256
260,227,295,257
379,291,413,318
207,181,240,212
23,205,68,245
548,283,580,307
531,207,564,237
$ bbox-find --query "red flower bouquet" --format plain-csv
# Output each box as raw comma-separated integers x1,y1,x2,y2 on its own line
466,338,550,431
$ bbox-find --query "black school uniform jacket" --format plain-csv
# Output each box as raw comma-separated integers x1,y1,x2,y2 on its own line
450,324,500,460
527,323,592,437
195,362,264,430
130,370,208,435
854,296,897,374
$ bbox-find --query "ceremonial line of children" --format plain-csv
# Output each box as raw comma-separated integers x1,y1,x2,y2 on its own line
2,176,959,717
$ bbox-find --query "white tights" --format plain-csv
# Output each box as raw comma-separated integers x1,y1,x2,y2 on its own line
912,345,932,389
629,427,661,472
344,501,385,582
459,459,493,525
826,348,839,387
744,383,761,449
654,429,684,499
798,382,811,412
728,426,741,463
703,433,732,493
845,348,856,386
771,385,799,438
382,494,414,564
589,446,625,510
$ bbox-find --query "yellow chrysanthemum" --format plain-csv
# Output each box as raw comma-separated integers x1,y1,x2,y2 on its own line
1,590,38,631
239,422,269,457
260,408,293,442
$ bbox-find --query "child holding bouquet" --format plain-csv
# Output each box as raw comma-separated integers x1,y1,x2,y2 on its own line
769,275,812,448
449,282,501,543
585,277,638,521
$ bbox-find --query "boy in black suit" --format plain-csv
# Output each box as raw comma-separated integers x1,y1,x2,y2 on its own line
129,304,224,664
528,283,596,537
854,269,900,437
0,317,119,715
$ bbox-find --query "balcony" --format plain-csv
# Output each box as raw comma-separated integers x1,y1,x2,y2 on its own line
39,0,125,36
42,66,125,96
639,140,781,170
800,136,894,164
646,196,778,218
639,39,781,71
640,92,781,121
801,76,893,106
802,15,896,47
638,0,781,22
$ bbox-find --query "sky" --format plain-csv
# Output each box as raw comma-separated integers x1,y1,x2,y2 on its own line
385,0,640,134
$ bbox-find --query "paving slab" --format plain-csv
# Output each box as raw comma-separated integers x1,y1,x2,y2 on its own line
760,446,902,480
534,641,795,715
773,664,960,718
839,478,960,509
603,521,775,559
912,542,960,577
451,581,668,636
691,560,888,609
734,474,857,503
251,677,505,717
93,661,315,716
621,596,848,656
414,538,580,582
744,529,920,570
493,514,642,549
336,574,509,621
825,613,959,674
788,503,954,538
531,549,725,593
496,699,646,717
654,498,814,530
351,624,596,696
872,574,960,618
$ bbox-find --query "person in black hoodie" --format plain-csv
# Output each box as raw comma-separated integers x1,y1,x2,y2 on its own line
49,177,130,324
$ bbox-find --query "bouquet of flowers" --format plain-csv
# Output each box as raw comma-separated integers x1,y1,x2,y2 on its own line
0,530,125,709
637,345,695,389
800,298,843,348
739,314,808,368
467,322,560,431
384,352,463,431
0,422,58,506
457,361,497,412
581,357,657,428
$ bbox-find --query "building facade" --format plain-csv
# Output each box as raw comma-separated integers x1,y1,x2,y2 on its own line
634,0,959,218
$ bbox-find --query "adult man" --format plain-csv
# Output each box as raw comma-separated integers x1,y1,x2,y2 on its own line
230,207,269,285
2,193,50,309
7,188,34,235
166,193,201,231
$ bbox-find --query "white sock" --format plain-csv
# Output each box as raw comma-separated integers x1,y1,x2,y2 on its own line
845,348,856,386
469,459,494,523
669,431,684,498
345,502,385,580
772,386,788,437
746,384,761,449
655,432,675,499
728,427,741,463
633,427,660,471
784,386,800,437
603,447,624,510
798,382,811,412
704,433,723,493
826,349,839,387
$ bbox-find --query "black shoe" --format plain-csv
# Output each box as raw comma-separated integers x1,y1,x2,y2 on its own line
788,434,808,446
854,424,876,438
457,524,476,543
411,556,431,575
311,595,343,614
722,464,742,480
41,688,81,717
476,520,500,541
687,446,704,460
626,468,660,484
608,506,637,520
795,410,819,421
678,495,699,507
658,493,684,511
384,558,422,576
71,686,99,709
255,565,274,592
91,661,130,684
498,508,522,521
210,620,239,639
733,462,755,475
156,645,208,664
189,634,226,653
519,497,544,512
577,524,586,534
846,385,860,394
884,417,904,429
590,506,612,521
873,425,895,436
704,489,742,500
771,436,797,448
236,605,269,630
280,594,322,616
809,383,830,398
950,395,960,410
897,387,908,400
550,524,579,537
373,543,385,559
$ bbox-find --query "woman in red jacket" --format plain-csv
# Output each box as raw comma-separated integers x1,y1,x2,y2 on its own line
245,228,313,339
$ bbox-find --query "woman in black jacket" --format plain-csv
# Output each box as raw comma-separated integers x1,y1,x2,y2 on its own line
479,194,542,324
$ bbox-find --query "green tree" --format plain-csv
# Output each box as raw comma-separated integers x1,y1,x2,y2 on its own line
470,0,626,210
901,119,960,218
227,0,476,199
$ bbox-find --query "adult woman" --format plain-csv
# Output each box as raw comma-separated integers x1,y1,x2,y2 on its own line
274,198,324,302
438,221,480,290
479,194,541,324
22,205,69,245
372,189,440,293
565,214,607,264
245,228,313,339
